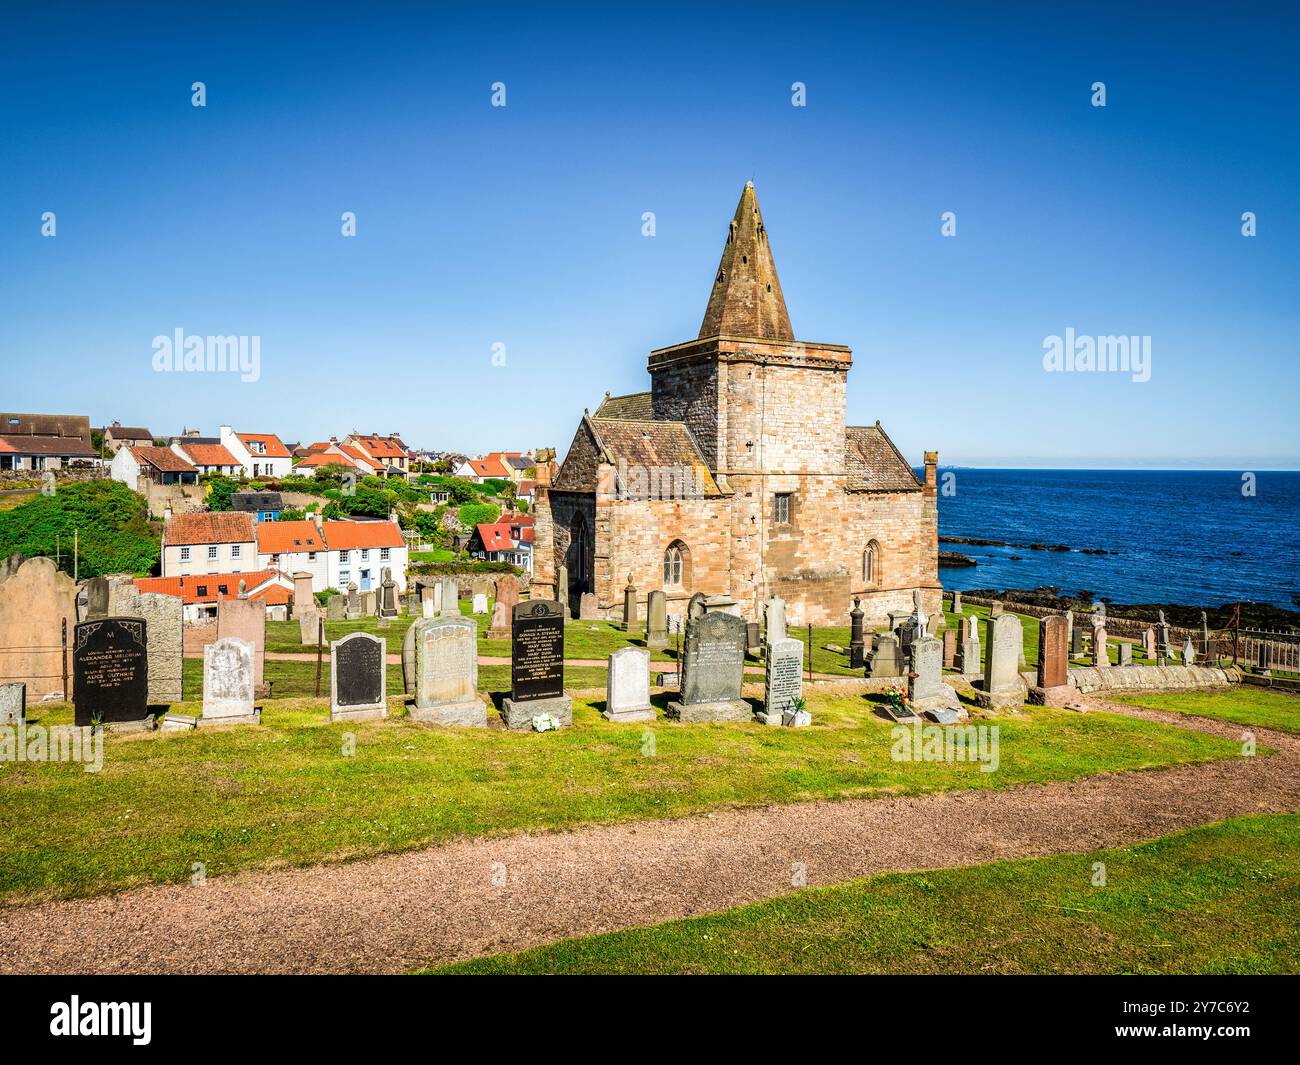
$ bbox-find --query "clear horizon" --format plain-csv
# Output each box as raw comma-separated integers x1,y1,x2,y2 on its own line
2,2,1297,469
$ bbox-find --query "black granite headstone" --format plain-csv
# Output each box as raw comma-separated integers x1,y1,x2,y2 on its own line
73,618,149,727
335,633,384,708
511,600,564,702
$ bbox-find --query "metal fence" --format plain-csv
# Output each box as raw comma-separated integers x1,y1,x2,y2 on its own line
1239,629,1300,673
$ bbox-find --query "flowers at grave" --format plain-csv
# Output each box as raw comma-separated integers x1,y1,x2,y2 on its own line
883,683,910,715
532,712,561,732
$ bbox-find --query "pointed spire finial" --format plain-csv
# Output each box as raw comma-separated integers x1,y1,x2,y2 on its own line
699,183,793,341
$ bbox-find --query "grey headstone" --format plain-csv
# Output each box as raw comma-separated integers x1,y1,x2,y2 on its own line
977,614,1024,709
758,636,803,726
0,682,25,725
646,589,668,648
412,616,486,727
604,646,653,722
330,631,387,721
202,637,259,725
668,611,748,723
764,596,787,643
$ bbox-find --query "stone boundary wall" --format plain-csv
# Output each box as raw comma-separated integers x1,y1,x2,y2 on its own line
1067,664,1237,694
0,467,108,488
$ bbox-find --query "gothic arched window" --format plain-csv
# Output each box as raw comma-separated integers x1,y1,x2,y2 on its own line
863,540,881,587
664,540,690,588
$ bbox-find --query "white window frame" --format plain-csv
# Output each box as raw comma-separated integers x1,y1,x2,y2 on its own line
207,545,219,561
180,546,191,562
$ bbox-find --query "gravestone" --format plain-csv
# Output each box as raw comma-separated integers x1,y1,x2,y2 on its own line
1157,610,1173,658
73,618,150,729
486,574,519,639
361,590,377,617
942,627,956,668
646,590,668,648
0,558,77,700
1070,625,1084,657
402,621,417,695
911,589,928,638
745,621,761,653
346,582,361,619
472,592,488,615
556,563,570,620
757,636,804,726
687,592,708,621
326,594,346,621
929,612,945,635
411,616,486,727
405,593,420,617
0,682,26,725
621,575,637,632
603,646,654,722
438,577,459,618
1142,627,1156,659
865,632,901,678
956,614,981,673
1181,638,1195,666
887,610,910,633
300,606,321,646
764,596,787,643
201,637,259,725
667,611,749,723
1200,611,1210,657
578,592,600,621
704,594,740,616
897,618,918,659
1091,624,1108,668
378,569,400,619
267,605,288,622
1034,615,1069,694
975,613,1024,710
849,598,865,669
1065,609,1074,646
1118,642,1133,667
132,592,184,708
501,600,571,729
330,631,387,721
84,576,110,620
951,590,962,614
217,597,266,690
990,600,1004,617
906,634,961,717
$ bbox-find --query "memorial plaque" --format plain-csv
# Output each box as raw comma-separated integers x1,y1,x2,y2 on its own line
604,646,654,722
511,600,565,702
331,631,386,720
73,618,149,728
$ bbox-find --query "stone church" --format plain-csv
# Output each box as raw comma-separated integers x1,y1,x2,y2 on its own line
531,182,940,626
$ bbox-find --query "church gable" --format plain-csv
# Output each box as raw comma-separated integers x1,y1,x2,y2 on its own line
593,418,719,497
594,391,653,420
845,424,923,492
552,417,605,492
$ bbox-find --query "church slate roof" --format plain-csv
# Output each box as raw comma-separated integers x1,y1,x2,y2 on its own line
552,415,719,496
698,182,794,341
845,424,923,492
593,391,653,420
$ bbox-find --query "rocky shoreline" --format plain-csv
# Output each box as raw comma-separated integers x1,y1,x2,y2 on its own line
940,535,1117,556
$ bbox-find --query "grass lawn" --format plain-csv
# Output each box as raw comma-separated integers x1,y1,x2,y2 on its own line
431,814,1300,975
0,691,1248,907
1109,687,1300,736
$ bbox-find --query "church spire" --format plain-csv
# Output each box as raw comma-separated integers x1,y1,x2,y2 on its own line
698,181,793,341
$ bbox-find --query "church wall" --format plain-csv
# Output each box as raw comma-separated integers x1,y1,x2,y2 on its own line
649,361,719,469
722,361,847,475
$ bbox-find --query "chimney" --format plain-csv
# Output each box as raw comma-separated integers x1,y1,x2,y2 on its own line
163,507,172,522
923,451,938,499
534,447,555,488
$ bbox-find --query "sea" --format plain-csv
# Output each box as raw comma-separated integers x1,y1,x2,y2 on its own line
930,469,1300,610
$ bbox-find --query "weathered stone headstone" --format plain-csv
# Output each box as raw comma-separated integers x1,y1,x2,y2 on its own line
329,631,387,721
866,632,902,678
976,614,1024,710
131,592,183,708
217,597,266,690
956,614,981,673
929,612,945,634
1091,624,1108,668
378,569,400,619
578,592,599,620
646,589,668,648
0,557,77,700
346,582,361,619
1157,610,1173,659
300,606,321,645
621,575,637,632
888,610,910,633
951,590,962,614
362,590,377,616
911,589,928,638
1118,642,1133,667
942,627,956,668
1070,625,1084,658
1181,638,1195,666
687,592,708,621
1,682,26,724
764,595,787,643
757,636,804,726
1142,627,1156,659
83,576,110,620
1065,609,1074,646
502,600,571,729
1035,615,1069,691
201,636,259,725
667,611,749,723
849,597,865,669
556,563,571,620
438,577,459,618
402,621,417,695
472,592,488,615
745,621,761,653
326,594,346,621
604,646,654,723
411,616,486,726
907,634,961,717
73,618,150,729
486,575,519,639
704,594,740,616
990,600,1004,617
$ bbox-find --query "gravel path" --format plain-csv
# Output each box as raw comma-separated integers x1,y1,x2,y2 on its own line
1,699,1295,974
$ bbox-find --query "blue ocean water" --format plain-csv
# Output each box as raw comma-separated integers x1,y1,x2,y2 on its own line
932,469,1300,609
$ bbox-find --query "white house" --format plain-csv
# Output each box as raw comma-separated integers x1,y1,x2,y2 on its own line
322,519,408,594
255,519,331,590
170,439,242,476
219,425,293,479
160,511,260,579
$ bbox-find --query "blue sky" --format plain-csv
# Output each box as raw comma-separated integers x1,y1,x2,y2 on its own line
2,1,1297,467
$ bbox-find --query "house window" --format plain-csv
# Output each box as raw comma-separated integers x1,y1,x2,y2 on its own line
773,493,792,525
663,540,690,588
339,571,349,586
380,547,390,562
271,554,280,567
180,546,191,562
208,545,219,561
231,544,241,559
196,584,207,597
218,584,228,595
308,552,317,562
361,549,369,560
339,550,350,564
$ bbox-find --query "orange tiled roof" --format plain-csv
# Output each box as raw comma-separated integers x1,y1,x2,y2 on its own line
256,520,325,554
322,520,404,550
176,442,239,467
338,444,384,470
297,452,357,469
135,569,292,605
475,522,514,552
164,511,257,546
354,435,409,458
131,446,197,474
468,456,510,478
236,432,291,458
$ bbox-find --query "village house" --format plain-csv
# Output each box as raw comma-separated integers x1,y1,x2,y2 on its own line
134,569,293,623
231,490,284,522
453,455,511,483
255,518,329,587
343,432,412,475
110,445,199,486
170,439,242,476
322,518,408,593
160,511,260,579
0,412,99,470
218,425,293,479
531,182,940,627
100,421,154,454
467,512,533,571
295,440,384,477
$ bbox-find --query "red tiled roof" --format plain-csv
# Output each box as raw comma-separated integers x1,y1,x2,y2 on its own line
164,511,257,546
135,569,292,605
338,444,383,470
176,442,239,467
131,446,197,474
516,480,536,495
256,520,325,554
236,432,291,458
468,456,510,478
353,435,409,458
322,520,404,550
0,435,98,457
297,452,357,469
475,523,513,552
